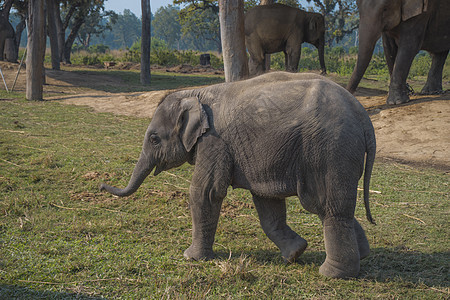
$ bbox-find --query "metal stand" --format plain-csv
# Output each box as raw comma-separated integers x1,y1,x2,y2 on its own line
11,48,27,92
0,66,9,92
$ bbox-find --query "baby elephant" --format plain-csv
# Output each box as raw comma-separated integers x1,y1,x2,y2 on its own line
100,72,376,279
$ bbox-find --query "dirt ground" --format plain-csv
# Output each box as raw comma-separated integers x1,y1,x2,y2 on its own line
1,61,448,170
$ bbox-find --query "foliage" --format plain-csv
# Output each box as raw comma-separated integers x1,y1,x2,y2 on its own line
179,3,221,52
0,89,448,298
96,9,142,50
304,0,359,46
75,4,117,48
152,5,183,50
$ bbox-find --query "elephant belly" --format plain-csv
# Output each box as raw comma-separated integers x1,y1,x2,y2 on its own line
231,166,298,198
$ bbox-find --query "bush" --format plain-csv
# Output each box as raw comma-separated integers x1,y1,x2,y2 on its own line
409,53,431,79
88,44,109,54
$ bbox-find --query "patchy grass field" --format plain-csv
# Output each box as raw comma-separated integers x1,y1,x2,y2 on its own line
0,71,449,299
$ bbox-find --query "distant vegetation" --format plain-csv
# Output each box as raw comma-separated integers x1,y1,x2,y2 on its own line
59,42,445,81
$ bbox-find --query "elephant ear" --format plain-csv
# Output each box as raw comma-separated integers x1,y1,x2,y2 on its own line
178,97,210,152
309,17,317,32
402,0,428,21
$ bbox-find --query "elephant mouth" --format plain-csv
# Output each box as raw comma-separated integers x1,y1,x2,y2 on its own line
154,163,166,176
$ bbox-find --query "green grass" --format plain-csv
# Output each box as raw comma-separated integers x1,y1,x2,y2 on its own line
0,76,449,298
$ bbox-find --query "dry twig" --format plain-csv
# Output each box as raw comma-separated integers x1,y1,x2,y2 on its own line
402,213,426,224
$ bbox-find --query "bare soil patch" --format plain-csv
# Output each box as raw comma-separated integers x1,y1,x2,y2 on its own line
1,61,448,169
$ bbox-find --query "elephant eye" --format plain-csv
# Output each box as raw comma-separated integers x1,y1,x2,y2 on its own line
149,134,161,145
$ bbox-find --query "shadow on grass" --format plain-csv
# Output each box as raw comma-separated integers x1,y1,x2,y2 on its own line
45,69,224,93
360,248,450,286
217,247,449,286
0,284,104,299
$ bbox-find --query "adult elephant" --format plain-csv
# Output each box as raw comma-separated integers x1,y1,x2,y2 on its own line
100,72,376,279
245,4,326,76
0,9,15,61
347,0,450,105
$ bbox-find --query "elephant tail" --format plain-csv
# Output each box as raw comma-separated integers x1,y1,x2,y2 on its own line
363,131,376,225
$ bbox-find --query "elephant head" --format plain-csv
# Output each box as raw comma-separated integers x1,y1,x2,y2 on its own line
305,12,327,75
347,0,428,93
100,95,209,196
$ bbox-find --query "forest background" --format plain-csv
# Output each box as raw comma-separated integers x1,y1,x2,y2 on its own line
3,0,440,79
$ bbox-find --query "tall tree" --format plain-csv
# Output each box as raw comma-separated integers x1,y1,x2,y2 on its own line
152,5,182,49
140,0,151,84
179,4,221,52
110,9,141,49
76,7,117,48
219,0,248,82
49,0,111,63
305,0,358,45
47,0,60,70
26,0,45,101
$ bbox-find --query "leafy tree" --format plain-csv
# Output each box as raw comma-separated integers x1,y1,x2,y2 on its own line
304,0,358,45
59,0,115,63
178,1,221,52
76,6,117,48
152,5,182,49
109,9,141,49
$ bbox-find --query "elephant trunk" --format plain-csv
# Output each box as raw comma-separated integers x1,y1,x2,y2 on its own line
346,27,380,93
100,151,155,197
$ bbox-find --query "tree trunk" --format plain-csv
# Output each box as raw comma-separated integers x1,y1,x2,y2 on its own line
54,2,64,62
219,0,248,82
26,0,45,101
140,0,151,84
63,16,83,64
46,0,60,70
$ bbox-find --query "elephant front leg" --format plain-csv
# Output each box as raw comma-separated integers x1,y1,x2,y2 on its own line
319,217,361,278
184,185,224,260
387,31,424,105
421,50,449,95
252,195,307,263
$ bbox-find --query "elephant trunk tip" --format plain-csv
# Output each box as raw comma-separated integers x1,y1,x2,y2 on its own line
99,183,107,192
99,182,132,197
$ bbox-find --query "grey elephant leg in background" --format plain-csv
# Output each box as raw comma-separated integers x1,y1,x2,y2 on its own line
285,39,301,72
387,29,425,105
387,47,420,105
382,34,397,76
421,50,449,94
353,218,370,260
252,195,308,263
319,217,360,278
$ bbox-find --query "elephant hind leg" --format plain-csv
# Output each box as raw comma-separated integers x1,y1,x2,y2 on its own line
252,195,307,263
354,218,370,260
320,217,361,278
421,50,449,95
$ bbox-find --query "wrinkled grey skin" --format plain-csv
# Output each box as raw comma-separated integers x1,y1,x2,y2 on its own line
100,72,376,279
347,0,450,105
245,4,326,76
0,10,14,61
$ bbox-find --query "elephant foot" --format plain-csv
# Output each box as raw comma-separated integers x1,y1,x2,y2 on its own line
183,245,215,261
281,236,308,264
319,258,360,279
420,85,444,95
387,89,410,105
